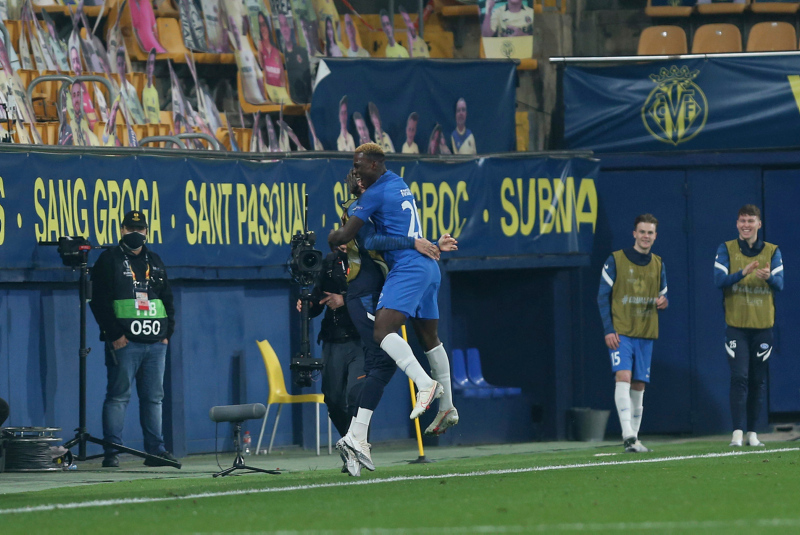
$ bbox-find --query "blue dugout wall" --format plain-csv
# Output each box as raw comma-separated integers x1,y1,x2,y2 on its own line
579,150,800,439
2,147,799,456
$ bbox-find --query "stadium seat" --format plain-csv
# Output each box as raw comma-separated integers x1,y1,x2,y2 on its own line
236,73,309,116
645,0,695,18
32,1,113,18
750,1,800,14
466,348,522,397
746,21,796,51
696,0,749,15
156,17,221,64
479,40,538,70
516,111,529,151
692,23,743,53
255,339,331,456
638,25,688,55
4,20,21,53
450,349,491,398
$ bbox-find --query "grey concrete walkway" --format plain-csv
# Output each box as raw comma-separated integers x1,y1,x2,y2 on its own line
2,430,797,496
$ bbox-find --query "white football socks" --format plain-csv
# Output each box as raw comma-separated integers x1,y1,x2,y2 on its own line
425,343,454,411
350,408,373,442
630,388,644,437
380,333,435,390
615,381,635,439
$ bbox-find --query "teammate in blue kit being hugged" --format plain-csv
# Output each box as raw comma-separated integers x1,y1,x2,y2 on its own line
329,143,459,468
714,204,783,448
597,214,667,453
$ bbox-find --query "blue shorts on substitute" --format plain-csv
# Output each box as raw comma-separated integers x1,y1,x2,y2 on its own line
609,335,652,383
378,258,441,319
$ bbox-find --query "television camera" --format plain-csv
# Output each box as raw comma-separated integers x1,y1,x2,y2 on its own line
288,195,324,387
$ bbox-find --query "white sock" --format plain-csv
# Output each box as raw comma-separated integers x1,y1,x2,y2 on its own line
380,333,434,390
350,408,373,442
630,388,644,438
614,381,635,439
425,344,453,411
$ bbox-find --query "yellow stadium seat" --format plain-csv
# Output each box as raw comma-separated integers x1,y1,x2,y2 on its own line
156,17,219,64
697,0,749,15
746,21,796,51
236,72,309,116
692,23,742,53
515,111,529,151
479,40,538,70
4,20,21,53
645,0,694,18
638,25,688,55
750,1,800,13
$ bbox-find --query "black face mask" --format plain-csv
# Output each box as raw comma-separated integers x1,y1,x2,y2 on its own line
121,231,146,250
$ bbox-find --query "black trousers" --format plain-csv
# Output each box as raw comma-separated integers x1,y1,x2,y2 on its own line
346,293,397,412
725,326,772,432
321,338,365,437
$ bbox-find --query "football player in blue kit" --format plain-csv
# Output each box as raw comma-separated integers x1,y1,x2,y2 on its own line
714,204,784,447
329,143,459,472
598,214,668,453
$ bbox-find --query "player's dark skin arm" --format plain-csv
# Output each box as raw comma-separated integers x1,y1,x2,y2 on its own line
328,216,364,247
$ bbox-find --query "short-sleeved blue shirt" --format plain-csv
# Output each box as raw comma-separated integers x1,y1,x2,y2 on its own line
351,170,423,267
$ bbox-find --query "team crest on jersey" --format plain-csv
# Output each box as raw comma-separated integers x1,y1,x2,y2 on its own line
760,343,769,350
642,65,708,146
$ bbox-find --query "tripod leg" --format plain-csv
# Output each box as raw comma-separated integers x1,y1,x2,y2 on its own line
84,435,181,468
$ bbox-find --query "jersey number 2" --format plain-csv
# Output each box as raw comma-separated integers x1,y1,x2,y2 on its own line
402,200,422,239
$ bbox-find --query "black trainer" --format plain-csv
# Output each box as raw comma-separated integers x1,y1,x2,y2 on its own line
143,451,180,468
623,436,637,453
102,455,119,468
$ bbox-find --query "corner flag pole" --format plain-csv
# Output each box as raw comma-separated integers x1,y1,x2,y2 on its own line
402,325,430,463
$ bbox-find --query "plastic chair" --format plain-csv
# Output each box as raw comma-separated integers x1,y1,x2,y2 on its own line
638,26,688,55
255,339,331,456
156,17,219,64
466,348,522,397
451,349,490,398
746,21,796,51
645,0,695,18
696,0,748,15
236,72,310,116
691,23,742,53
750,1,800,14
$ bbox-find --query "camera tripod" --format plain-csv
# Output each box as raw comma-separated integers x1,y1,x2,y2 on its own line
42,239,180,469
212,421,280,477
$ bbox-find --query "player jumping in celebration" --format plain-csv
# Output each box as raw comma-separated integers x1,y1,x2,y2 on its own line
328,143,458,471
597,214,668,453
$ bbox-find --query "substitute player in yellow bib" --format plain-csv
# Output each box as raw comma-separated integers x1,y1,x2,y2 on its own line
714,204,784,447
598,214,668,453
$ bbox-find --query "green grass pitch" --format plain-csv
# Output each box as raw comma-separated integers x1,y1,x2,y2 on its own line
1,441,799,534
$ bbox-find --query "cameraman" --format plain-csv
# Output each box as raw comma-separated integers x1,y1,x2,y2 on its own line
297,249,365,438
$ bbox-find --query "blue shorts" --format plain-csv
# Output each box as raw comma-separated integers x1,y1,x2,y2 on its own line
378,258,441,319
609,335,652,383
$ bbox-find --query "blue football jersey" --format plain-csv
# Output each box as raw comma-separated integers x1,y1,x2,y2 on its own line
351,170,423,267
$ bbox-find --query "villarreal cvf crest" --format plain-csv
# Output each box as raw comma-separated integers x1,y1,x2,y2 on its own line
642,66,708,146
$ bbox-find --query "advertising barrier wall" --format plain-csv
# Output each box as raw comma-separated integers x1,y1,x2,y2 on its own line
564,55,800,153
0,152,600,279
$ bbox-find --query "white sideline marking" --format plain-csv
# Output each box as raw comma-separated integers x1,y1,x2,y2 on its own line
0,447,796,516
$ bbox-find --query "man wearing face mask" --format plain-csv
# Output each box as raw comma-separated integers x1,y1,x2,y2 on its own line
89,210,177,468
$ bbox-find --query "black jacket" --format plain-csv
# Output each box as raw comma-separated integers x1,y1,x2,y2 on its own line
89,244,175,343
307,252,359,343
